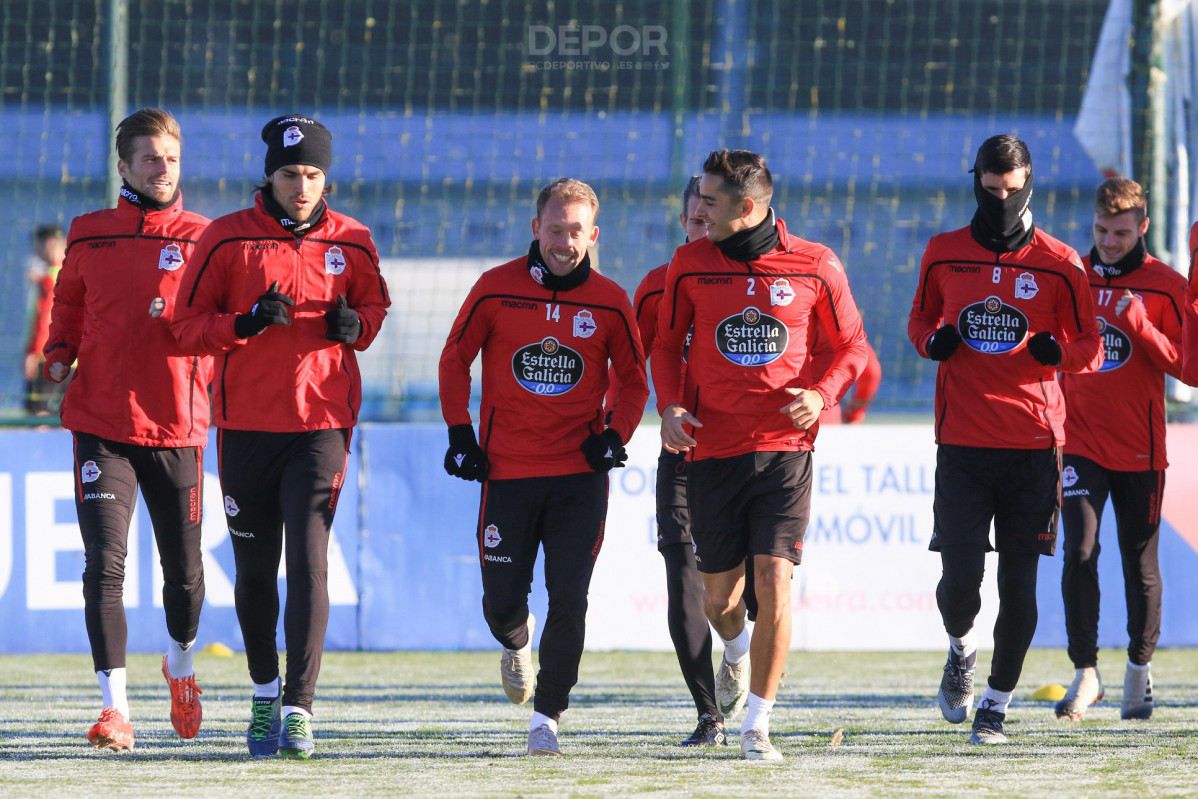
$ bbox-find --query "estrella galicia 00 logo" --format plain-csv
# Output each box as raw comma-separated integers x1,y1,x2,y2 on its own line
958,295,1029,354
1096,317,1132,371
512,336,584,395
716,306,788,366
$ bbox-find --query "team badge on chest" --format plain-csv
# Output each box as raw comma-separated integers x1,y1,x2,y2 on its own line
769,278,795,306
325,246,346,275
1013,272,1039,300
158,243,184,271
573,309,597,338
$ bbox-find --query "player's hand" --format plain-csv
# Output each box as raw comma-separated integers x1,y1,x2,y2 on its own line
1027,331,1062,367
926,324,961,361
45,361,70,383
234,280,294,338
580,429,627,472
660,404,701,453
325,295,361,343
444,424,488,482
23,352,40,380
780,388,825,431
149,297,166,318
1116,290,1146,326
842,398,868,424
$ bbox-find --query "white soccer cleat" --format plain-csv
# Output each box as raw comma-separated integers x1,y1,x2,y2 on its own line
1121,664,1153,720
1055,666,1103,721
740,728,783,761
937,649,975,724
715,655,749,719
527,723,562,756
500,614,536,705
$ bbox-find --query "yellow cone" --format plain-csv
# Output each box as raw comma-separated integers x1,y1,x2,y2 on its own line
202,642,234,657
1030,684,1067,701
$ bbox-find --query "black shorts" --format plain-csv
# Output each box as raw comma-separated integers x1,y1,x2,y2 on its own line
930,444,1061,556
687,450,812,573
655,448,691,550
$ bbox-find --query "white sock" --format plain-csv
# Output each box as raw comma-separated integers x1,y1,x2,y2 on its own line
978,686,1013,715
721,620,752,665
1128,660,1150,672
98,668,129,718
949,629,977,663
253,678,281,698
166,638,196,679
530,711,558,733
282,705,311,719
741,692,775,735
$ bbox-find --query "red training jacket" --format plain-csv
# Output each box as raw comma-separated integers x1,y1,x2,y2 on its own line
1062,251,1183,471
44,191,212,447
439,255,649,480
172,194,390,432
909,226,1103,449
653,218,869,460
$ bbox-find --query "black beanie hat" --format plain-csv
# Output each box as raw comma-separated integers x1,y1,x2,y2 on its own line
261,114,333,176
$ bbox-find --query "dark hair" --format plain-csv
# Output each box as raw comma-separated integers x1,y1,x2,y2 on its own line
33,224,65,245
681,174,702,214
115,108,181,163
1094,177,1146,222
702,149,773,205
973,134,1032,177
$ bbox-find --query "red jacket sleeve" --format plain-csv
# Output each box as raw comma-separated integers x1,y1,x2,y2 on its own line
603,295,649,444
438,277,491,428
1184,222,1198,385
43,231,85,370
808,251,869,409
652,254,691,413
1055,254,1104,375
908,242,944,358
344,233,388,351
1122,284,1183,379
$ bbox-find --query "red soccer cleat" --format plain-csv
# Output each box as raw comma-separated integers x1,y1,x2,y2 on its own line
88,707,135,751
162,656,203,739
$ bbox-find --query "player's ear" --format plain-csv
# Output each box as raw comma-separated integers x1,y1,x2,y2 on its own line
1139,216,1150,238
587,225,599,247
740,195,756,220
531,216,540,238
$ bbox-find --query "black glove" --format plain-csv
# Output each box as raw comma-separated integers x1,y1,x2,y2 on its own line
580,428,628,472
927,324,961,361
325,295,361,344
1027,331,1062,367
444,424,488,482
234,281,294,338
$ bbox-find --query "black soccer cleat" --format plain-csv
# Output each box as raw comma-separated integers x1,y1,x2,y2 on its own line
680,713,727,746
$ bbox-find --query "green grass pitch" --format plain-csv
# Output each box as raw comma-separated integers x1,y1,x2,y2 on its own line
1,648,1197,797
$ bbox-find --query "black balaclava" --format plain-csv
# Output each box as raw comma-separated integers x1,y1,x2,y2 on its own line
716,207,781,262
119,180,179,212
1089,235,1146,279
526,240,592,291
970,170,1035,253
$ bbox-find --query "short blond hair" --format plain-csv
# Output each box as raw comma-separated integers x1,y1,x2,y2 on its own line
536,178,599,220
1095,177,1146,222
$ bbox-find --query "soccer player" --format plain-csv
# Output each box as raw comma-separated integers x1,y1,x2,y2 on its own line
1052,178,1184,722
909,134,1103,744
655,149,869,761
804,322,883,424
172,114,390,759
24,224,67,416
1183,222,1198,385
439,178,649,757
42,108,211,751
633,175,727,746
